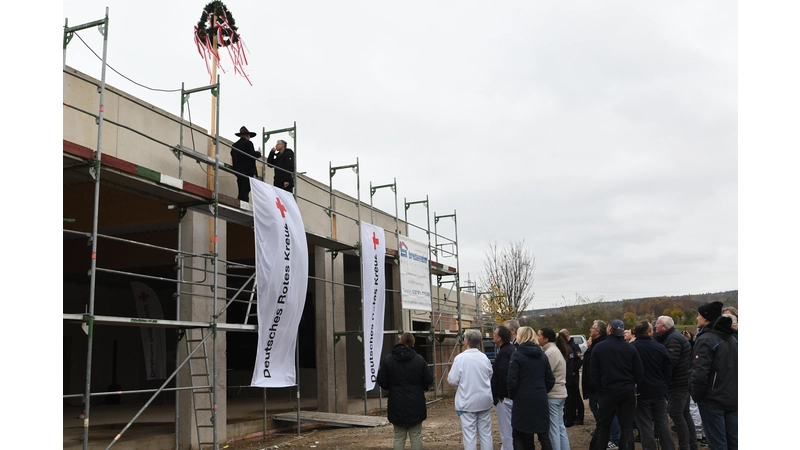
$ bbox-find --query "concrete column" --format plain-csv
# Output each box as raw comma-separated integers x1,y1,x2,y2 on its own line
313,245,334,411
312,247,349,413
177,210,227,449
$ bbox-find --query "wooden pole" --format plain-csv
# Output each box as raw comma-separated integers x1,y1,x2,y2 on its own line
208,13,218,252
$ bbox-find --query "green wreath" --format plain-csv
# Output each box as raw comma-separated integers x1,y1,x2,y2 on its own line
195,1,240,47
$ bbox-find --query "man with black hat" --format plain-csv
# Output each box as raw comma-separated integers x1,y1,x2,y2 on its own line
231,126,262,201
691,304,737,450
267,139,295,192
589,319,643,450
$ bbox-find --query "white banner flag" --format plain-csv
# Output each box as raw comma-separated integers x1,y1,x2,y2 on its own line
250,179,309,388
130,282,167,380
398,236,432,312
361,222,386,391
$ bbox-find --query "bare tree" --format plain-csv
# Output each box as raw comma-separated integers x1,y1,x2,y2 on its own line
479,241,536,320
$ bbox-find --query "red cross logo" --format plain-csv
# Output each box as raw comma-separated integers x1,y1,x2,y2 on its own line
139,292,149,302
372,232,380,250
276,197,287,218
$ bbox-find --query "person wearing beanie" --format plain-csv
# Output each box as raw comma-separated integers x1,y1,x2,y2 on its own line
690,314,738,450
589,319,643,450
721,307,738,333
696,301,723,338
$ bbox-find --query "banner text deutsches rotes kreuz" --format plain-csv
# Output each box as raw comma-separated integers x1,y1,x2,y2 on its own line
263,223,291,378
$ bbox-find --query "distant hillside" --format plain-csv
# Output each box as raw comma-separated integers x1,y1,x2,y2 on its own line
520,290,737,336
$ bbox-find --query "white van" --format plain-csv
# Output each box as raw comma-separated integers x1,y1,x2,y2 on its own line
572,334,588,356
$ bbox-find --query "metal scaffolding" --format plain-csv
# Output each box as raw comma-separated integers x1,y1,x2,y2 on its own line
62,8,478,450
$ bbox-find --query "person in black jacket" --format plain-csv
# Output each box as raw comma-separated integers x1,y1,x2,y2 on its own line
690,314,737,450
266,139,295,192
507,326,554,450
583,320,622,448
655,315,698,450
231,126,262,201
590,319,643,450
631,320,674,450
377,332,434,450
560,329,584,427
491,325,515,450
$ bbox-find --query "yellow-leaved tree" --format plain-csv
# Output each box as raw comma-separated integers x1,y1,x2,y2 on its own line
481,284,515,325
479,241,536,325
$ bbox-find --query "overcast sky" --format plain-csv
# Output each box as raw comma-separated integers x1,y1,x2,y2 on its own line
61,0,738,309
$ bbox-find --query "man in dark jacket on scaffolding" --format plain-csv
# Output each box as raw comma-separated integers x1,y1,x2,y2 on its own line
267,139,295,192
231,126,262,201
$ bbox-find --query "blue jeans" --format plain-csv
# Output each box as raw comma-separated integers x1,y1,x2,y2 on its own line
697,402,737,450
547,398,570,450
589,394,620,443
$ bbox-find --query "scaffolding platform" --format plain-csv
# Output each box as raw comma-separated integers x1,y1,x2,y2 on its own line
271,411,389,428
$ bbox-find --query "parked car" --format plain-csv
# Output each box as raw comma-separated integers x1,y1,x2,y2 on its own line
572,334,588,356
483,338,498,361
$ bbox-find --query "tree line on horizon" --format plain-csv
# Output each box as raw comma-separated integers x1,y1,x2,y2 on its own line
519,290,738,337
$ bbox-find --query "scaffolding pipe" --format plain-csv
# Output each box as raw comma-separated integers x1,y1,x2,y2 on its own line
71,8,110,450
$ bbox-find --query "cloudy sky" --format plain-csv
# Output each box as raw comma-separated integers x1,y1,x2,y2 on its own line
61,0,738,309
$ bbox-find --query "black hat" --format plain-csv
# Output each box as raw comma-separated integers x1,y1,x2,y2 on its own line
713,315,734,332
235,126,257,137
698,301,723,322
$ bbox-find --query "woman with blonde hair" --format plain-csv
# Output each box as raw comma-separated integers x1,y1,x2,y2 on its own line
507,326,554,450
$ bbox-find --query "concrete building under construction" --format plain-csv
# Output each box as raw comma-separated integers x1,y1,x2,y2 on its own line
63,12,486,450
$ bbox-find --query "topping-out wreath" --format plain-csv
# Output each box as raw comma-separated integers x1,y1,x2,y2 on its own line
193,1,251,85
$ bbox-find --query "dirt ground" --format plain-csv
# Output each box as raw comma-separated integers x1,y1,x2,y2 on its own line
224,396,607,450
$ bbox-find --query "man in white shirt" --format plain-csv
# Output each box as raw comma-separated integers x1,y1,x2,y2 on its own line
448,329,494,450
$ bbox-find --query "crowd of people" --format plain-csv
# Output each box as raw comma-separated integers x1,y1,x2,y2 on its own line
373,303,737,450
377,302,738,450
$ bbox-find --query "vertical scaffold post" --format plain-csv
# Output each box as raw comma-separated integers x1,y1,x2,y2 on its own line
62,8,111,449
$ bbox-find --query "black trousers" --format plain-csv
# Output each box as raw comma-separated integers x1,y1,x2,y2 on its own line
565,381,584,425
512,429,552,450
236,175,251,201
592,391,636,450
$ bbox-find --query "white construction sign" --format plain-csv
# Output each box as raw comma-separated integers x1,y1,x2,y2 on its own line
250,179,309,388
398,236,432,312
